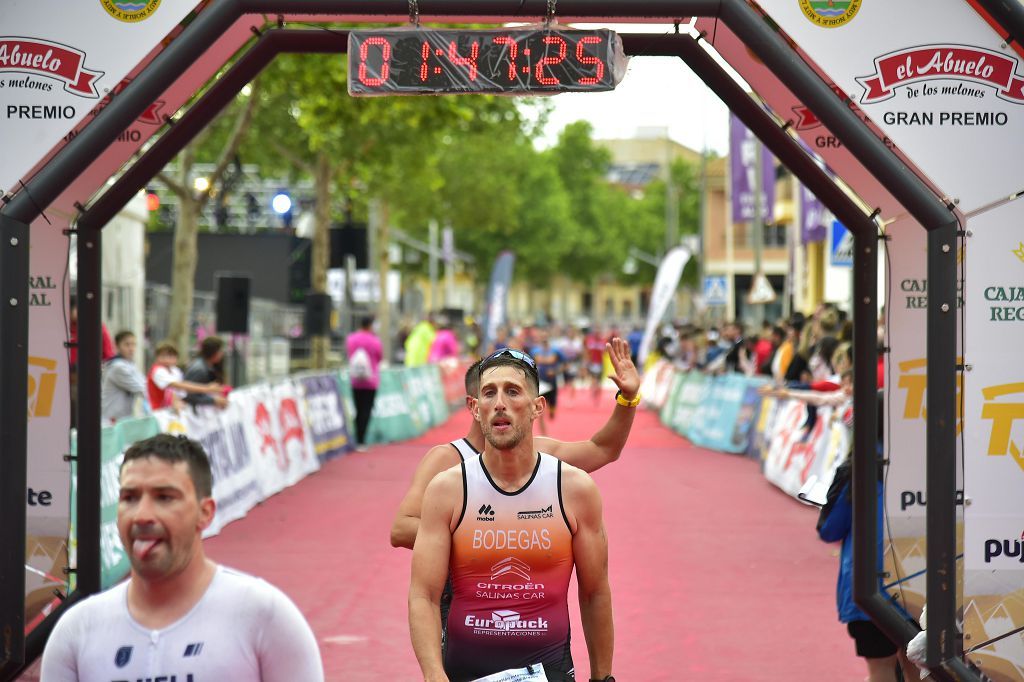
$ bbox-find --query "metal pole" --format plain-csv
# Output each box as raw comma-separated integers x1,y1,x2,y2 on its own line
750,141,765,328
974,0,1024,49
0,214,29,679
75,223,102,598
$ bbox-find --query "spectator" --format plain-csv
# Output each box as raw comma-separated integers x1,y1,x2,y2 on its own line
147,342,222,412
531,329,564,434
346,315,383,452
404,316,435,367
100,331,149,424
626,325,644,366
183,337,228,410
817,393,911,682
427,316,459,363
754,323,777,375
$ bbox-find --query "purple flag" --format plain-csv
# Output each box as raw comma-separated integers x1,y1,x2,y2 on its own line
729,114,775,223
799,184,829,244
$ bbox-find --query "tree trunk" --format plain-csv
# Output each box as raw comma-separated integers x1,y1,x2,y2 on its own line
310,152,332,369
168,147,198,359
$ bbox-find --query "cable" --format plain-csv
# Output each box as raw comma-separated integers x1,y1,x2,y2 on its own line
880,220,909,613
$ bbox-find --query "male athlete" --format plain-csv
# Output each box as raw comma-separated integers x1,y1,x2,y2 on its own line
41,434,323,681
410,350,615,681
390,337,639,550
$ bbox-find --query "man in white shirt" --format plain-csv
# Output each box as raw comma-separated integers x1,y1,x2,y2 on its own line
41,434,323,681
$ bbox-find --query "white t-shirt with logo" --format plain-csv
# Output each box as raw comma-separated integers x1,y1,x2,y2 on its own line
41,565,323,682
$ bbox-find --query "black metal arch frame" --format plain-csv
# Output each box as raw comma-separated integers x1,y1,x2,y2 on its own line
3,1,1002,680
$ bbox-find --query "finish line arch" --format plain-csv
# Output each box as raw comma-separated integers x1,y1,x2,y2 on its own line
4,2,1016,679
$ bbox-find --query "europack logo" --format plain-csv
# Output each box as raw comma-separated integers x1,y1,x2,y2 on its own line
101,0,162,23
857,45,1024,104
980,382,1024,472
465,609,549,636
799,0,862,28
0,38,103,98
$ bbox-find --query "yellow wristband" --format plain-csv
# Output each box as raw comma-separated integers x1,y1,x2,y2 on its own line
615,390,641,408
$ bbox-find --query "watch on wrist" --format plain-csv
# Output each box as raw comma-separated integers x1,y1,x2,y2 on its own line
614,390,641,408
590,676,615,682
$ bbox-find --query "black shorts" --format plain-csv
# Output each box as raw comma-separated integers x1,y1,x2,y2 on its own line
847,620,897,659
542,385,558,408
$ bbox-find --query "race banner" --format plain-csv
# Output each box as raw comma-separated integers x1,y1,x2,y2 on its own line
687,374,770,454
752,0,1024,215
25,219,71,631
299,374,351,462
663,371,709,437
481,251,515,353
639,360,677,411
232,383,294,499
729,113,776,223
962,200,1024,680
271,380,321,486
637,246,691,366
1,0,202,196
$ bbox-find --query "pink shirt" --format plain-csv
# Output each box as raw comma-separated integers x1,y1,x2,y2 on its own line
428,329,459,363
345,330,383,389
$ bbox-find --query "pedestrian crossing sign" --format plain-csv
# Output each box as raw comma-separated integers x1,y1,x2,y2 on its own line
703,276,729,306
748,272,777,304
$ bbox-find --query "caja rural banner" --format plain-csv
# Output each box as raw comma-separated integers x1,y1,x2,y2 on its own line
962,199,1024,680
25,219,72,631
298,374,351,463
1,0,203,196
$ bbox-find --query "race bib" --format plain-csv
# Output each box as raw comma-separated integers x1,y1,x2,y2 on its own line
472,663,547,682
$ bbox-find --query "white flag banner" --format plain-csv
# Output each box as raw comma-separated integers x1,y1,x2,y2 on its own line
1,0,202,196
752,1,1024,214
638,246,690,366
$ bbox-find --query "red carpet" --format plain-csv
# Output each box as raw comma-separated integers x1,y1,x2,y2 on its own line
205,388,865,681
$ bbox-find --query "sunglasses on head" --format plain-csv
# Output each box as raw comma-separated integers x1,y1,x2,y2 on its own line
482,347,537,369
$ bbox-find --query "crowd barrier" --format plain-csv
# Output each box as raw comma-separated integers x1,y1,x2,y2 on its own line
641,360,850,498
76,363,459,589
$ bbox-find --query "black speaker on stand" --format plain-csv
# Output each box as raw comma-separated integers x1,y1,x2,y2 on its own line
215,274,251,386
305,293,333,337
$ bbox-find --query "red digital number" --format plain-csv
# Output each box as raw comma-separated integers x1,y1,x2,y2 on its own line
448,40,480,80
420,41,431,82
575,36,605,85
534,36,567,86
492,36,518,81
358,37,391,87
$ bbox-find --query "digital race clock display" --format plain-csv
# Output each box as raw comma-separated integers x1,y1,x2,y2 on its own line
348,28,627,96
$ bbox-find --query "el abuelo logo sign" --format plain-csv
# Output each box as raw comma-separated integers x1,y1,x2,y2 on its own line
857,44,1024,105
0,38,103,98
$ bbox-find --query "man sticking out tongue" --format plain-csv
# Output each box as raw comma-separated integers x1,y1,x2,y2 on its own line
42,434,324,681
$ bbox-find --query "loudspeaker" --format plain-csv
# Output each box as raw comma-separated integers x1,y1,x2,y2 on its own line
216,275,250,334
330,223,368,269
304,293,332,337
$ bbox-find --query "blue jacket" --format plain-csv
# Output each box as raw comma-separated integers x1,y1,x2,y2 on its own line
817,466,904,623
